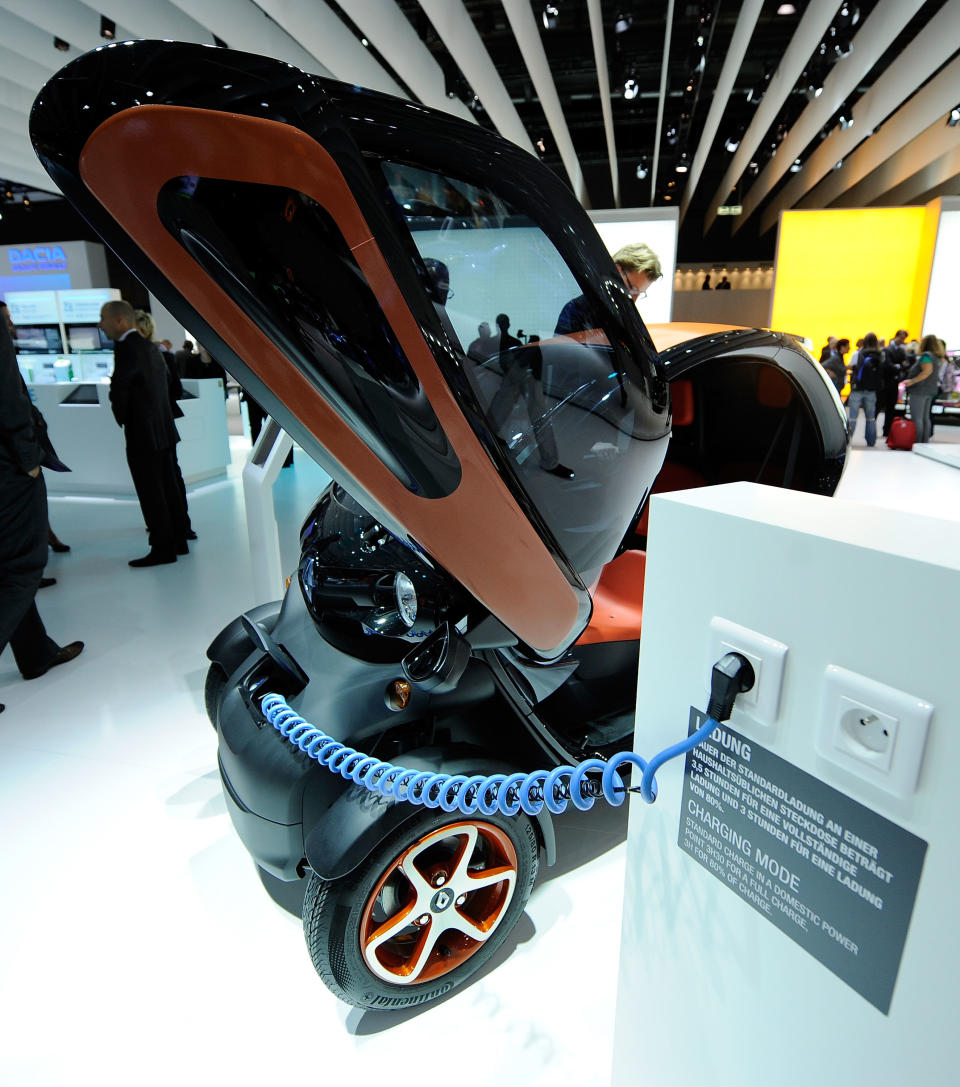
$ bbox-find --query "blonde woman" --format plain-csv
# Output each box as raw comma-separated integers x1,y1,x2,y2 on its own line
903,334,943,443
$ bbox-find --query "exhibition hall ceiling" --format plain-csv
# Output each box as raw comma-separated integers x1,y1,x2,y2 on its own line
0,0,958,260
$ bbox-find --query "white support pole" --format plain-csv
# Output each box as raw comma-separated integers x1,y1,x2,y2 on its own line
241,418,294,603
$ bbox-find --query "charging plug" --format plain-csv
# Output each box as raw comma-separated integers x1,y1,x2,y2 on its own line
706,652,755,723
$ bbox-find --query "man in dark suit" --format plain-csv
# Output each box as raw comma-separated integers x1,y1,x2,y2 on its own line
0,318,83,697
100,300,187,567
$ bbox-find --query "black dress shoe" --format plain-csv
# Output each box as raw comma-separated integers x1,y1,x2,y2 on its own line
129,551,177,568
186,530,198,541
543,463,575,480
38,576,57,588
49,538,71,553
22,640,84,681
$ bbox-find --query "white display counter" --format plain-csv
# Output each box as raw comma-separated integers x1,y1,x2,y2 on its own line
612,483,958,1085
29,378,231,496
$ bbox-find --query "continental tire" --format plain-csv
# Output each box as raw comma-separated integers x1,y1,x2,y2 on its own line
302,808,539,1010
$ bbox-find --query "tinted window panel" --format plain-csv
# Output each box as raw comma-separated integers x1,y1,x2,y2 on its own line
158,176,461,498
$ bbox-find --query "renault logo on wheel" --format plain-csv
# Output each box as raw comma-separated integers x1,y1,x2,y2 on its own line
431,888,454,912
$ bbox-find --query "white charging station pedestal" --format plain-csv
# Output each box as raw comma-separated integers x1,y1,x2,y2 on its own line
612,483,959,1086
242,417,295,603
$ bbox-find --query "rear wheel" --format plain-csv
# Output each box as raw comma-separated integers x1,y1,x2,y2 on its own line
302,808,539,1009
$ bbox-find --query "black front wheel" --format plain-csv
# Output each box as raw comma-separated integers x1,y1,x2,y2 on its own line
302,808,539,1010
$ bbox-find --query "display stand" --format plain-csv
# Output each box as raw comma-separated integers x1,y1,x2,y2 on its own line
32,378,231,495
612,483,958,1085
242,417,294,602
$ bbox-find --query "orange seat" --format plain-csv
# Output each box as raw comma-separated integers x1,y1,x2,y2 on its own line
576,549,646,646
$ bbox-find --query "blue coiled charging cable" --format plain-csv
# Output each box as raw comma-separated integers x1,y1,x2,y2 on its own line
259,651,754,817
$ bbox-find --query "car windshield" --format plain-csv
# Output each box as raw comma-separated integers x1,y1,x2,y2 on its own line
381,161,667,580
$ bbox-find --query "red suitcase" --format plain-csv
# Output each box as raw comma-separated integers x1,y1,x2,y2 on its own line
887,417,916,450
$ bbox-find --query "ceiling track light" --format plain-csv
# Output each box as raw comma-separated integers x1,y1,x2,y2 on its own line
100,16,115,40
676,153,689,174
790,158,803,173
837,3,860,28
542,4,559,30
947,107,960,127
614,12,633,33
724,135,740,153
635,160,649,180
623,77,639,100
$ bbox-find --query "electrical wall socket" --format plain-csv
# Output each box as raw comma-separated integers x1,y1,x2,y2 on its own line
816,665,933,798
707,618,788,730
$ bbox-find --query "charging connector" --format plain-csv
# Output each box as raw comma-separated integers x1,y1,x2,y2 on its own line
706,652,756,723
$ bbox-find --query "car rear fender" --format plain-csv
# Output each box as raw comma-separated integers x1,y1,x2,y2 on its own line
303,749,557,881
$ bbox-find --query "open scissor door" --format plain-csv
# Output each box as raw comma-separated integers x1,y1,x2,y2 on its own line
31,41,669,658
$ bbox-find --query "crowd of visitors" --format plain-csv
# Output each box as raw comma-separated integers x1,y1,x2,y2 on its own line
818,329,957,445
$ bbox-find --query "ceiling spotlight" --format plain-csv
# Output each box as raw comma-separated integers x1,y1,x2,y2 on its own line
536,137,547,152
777,3,797,13
725,135,740,153
790,158,803,173
623,78,639,100
100,16,115,40
947,107,960,126
837,3,860,27
665,125,679,147
839,109,855,130
53,36,70,52
805,81,824,101
676,154,689,174
614,12,633,33
834,159,844,170
542,4,559,30
22,196,30,207
747,161,760,176
636,161,649,180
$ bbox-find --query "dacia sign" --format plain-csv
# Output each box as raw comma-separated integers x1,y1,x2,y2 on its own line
8,246,68,272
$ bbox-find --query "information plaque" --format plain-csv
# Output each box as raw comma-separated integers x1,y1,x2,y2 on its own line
678,710,927,1013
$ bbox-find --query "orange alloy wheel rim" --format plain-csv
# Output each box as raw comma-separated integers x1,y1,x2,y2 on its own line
359,821,519,986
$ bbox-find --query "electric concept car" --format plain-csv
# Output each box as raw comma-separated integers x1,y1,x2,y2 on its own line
31,41,848,1010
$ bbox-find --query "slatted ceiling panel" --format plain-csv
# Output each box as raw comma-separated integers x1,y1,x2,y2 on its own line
79,0,212,45
732,0,925,234
336,0,477,123
758,0,960,235
2,0,960,261
836,117,960,208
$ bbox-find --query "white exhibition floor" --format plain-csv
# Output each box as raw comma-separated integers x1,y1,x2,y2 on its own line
1,421,957,1087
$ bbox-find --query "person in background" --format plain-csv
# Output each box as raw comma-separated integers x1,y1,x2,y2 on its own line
903,334,943,444
174,339,199,378
467,322,497,362
0,317,83,703
554,243,662,335
135,310,196,542
716,275,731,290
877,329,908,439
701,273,712,290
846,332,882,446
819,336,838,364
821,340,845,394
835,339,850,398
2,300,70,564
99,300,188,566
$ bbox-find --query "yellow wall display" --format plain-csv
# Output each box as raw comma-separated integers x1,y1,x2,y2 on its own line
771,205,940,358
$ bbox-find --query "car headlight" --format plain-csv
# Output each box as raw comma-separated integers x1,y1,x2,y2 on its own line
394,572,418,628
